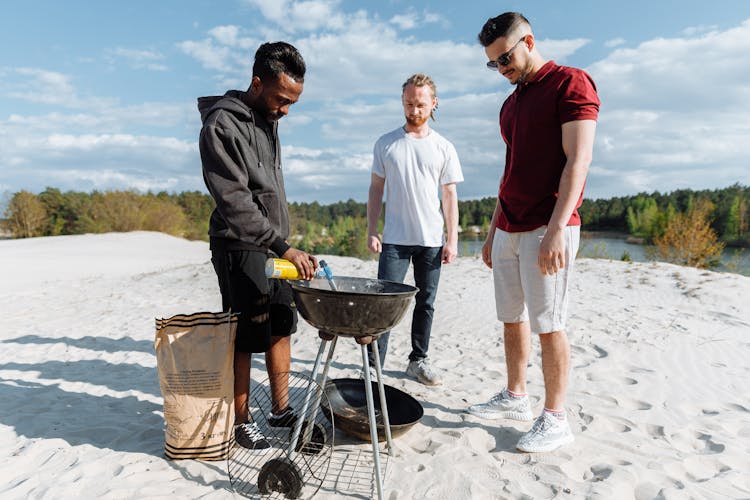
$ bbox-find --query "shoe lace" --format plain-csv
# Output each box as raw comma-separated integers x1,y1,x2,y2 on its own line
488,392,506,405
528,414,553,436
240,422,264,441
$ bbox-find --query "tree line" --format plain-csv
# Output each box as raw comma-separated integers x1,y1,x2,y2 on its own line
3,184,748,268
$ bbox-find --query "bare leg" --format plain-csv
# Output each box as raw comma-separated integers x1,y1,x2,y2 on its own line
539,330,570,410
266,335,291,414
504,321,531,394
234,351,250,424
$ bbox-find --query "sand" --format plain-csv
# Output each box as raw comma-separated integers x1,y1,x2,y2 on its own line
1,231,748,499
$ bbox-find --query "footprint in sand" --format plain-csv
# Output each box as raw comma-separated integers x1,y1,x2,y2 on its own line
585,373,638,386
575,406,594,427
617,397,652,411
672,431,726,454
583,463,613,481
646,424,666,438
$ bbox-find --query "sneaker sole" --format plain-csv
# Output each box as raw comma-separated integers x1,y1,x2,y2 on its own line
234,443,273,455
466,408,534,421
516,434,574,453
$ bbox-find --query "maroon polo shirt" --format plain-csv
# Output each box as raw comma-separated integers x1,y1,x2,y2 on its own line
496,60,600,232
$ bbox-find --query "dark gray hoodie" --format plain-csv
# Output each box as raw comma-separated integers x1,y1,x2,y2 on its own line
198,90,291,256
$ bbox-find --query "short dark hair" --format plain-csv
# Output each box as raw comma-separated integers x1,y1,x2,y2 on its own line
252,41,306,83
477,12,530,47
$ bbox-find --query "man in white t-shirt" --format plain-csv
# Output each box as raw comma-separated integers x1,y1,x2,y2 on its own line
366,73,464,386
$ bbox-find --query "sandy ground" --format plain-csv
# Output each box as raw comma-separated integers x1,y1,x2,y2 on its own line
1,231,748,499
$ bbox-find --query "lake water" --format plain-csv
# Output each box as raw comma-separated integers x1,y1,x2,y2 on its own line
457,232,750,277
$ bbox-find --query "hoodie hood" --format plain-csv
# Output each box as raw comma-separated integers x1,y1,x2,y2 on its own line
197,90,251,123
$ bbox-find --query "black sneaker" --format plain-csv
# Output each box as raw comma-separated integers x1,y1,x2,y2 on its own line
268,407,298,428
234,422,271,453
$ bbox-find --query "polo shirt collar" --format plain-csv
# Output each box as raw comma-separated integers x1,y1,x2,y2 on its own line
519,60,557,87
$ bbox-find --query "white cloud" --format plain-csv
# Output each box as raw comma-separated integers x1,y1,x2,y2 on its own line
389,9,447,30
208,25,241,46
0,67,118,109
45,169,183,193
605,37,625,48
390,13,418,30
536,38,591,62
109,47,167,71
244,0,344,33
2,68,77,106
177,39,234,72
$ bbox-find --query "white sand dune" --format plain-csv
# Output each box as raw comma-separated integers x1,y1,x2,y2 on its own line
1,231,748,499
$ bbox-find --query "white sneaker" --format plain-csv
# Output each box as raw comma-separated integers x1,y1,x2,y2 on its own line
467,388,534,421
406,358,442,386
516,411,574,453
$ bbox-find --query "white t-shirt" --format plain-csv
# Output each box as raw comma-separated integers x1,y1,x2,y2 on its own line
372,127,464,247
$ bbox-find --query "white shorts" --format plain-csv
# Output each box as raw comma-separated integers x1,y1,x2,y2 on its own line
491,226,580,334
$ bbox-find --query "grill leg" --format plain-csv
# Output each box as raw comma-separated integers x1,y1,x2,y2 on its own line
288,338,328,457
370,341,394,455
360,344,384,500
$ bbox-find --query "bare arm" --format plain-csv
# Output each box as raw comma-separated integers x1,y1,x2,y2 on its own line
367,173,385,253
481,195,501,269
538,119,597,275
441,182,459,264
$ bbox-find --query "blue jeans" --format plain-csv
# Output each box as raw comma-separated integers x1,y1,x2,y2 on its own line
367,244,442,367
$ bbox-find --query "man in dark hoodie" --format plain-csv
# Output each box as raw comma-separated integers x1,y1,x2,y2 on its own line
198,41,317,453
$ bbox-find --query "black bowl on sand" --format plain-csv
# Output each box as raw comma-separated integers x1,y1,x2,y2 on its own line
321,378,423,443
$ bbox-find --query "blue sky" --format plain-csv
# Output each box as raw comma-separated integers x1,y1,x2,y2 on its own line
2,0,750,204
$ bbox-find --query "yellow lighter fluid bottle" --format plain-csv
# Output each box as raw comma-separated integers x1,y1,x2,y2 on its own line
265,258,301,279
265,258,328,280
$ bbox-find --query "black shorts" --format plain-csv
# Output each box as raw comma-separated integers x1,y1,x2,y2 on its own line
210,250,297,353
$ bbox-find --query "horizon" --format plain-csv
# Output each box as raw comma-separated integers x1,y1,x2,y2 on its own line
2,1,750,204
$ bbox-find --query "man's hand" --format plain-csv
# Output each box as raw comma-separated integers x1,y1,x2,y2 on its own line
281,247,318,280
442,242,457,264
538,228,565,275
481,233,494,269
367,234,382,254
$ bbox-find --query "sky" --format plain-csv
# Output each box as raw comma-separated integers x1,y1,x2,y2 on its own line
2,0,750,205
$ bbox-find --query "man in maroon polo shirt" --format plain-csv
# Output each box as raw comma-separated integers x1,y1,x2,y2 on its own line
467,12,599,453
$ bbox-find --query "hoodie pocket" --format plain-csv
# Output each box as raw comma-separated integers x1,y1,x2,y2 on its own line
256,192,279,225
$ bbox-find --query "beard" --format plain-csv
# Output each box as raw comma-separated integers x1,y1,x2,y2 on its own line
405,114,429,127
513,61,534,85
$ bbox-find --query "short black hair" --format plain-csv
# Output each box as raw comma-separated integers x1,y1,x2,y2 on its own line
252,41,306,83
478,12,530,47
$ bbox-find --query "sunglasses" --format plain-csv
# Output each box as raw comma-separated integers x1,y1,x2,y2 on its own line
486,37,526,70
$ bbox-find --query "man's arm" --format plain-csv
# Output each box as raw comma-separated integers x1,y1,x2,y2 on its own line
481,176,504,269
538,119,597,275
441,182,459,264
366,173,385,253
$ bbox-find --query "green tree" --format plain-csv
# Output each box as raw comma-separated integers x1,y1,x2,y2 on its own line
174,191,214,240
724,194,748,241
141,195,187,235
626,196,659,239
5,191,48,238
